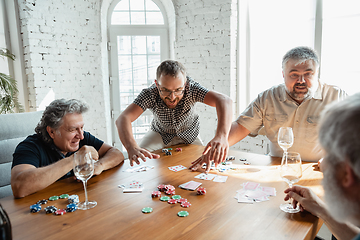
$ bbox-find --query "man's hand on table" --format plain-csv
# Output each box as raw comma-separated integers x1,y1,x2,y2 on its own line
127,146,160,166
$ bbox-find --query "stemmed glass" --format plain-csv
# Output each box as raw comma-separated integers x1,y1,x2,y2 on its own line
73,151,97,210
277,127,294,153
280,152,302,213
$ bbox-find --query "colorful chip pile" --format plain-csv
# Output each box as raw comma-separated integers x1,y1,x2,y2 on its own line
177,211,189,217
197,187,206,195
44,206,57,214
151,191,162,198
30,204,41,213
49,196,59,201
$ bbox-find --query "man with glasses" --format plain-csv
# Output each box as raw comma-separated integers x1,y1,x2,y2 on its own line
225,46,346,162
116,60,232,167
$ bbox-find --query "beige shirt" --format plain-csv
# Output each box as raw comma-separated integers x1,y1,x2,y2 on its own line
236,82,347,162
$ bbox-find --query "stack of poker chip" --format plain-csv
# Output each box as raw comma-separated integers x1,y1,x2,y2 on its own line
30,204,42,213
175,148,182,152
151,191,162,198
197,187,206,195
44,206,57,214
66,203,78,212
68,195,80,204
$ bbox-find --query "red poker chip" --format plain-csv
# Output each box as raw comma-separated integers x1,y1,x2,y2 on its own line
181,202,191,208
168,199,177,204
164,185,175,191
157,184,166,191
151,191,161,198
55,209,66,215
165,189,175,195
177,198,188,204
197,187,206,195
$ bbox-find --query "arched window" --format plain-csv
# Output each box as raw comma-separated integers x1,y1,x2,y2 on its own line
108,0,169,150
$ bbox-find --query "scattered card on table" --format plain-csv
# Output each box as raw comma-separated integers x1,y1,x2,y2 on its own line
179,180,202,191
194,173,217,180
243,181,260,190
213,175,228,182
118,180,144,193
168,165,187,172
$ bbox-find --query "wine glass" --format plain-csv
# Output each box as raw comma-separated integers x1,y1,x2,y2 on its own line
277,127,294,153
73,151,97,210
280,152,302,213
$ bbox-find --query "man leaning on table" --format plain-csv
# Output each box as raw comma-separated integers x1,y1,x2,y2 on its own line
285,93,360,240
115,60,233,168
229,46,347,161
11,99,124,198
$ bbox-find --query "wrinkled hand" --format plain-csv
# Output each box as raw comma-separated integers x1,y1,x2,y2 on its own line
284,186,326,217
127,146,160,166
202,136,229,166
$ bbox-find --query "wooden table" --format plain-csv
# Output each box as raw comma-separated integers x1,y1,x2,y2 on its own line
0,144,324,240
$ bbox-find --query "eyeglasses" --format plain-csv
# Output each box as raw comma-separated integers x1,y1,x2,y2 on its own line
157,84,186,96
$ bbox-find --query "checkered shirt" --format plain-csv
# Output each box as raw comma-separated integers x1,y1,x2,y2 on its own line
133,76,209,145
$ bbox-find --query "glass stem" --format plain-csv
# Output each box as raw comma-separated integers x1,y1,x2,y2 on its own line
83,180,89,204
288,183,293,206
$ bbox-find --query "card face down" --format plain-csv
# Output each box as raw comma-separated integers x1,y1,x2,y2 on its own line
179,181,202,191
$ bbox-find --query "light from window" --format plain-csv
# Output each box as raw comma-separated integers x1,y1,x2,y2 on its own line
111,0,164,25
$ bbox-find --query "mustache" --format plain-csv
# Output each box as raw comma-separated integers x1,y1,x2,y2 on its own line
294,83,307,87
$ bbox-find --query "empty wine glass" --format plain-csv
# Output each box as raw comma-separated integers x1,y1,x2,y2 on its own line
280,152,302,213
73,151,97,210
277,127,294,153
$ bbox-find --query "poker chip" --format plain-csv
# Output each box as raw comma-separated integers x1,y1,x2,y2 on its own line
157,184,166,192
142,207,153,213
175,148,182,152
177,211,189,217
162,149,168,153
66,203,78,212
37,199,48,205
68,195,80,204
165,189,175,195
164,185,175,191
240,158,247,161
226,156,235,161
44,205,57,214
197,187,206,195
167,148,173,150
181,202,191,208
151,191,162,198
168,199,177,204
59,194,69,199
172,195,181,200
30,204,41,213
49,196,59,201
177,198,188,204
244,162,251,165
160,196,171,201
55,209,66,215
165,151,172,155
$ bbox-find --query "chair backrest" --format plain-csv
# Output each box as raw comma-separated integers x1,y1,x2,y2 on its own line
0,111,43,198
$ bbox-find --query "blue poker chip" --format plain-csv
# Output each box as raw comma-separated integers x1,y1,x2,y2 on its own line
30,204,42,213
66,203,78,212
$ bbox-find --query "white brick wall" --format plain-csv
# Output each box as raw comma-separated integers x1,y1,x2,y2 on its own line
17,0,108,142
16,0,269,154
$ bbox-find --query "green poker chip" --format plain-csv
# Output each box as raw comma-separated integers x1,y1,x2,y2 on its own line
167,148,172,150
160,196,171,201
142,207,153,213
59,194,69,199
172,195,181,200
177,211,189,217
49,196,59,201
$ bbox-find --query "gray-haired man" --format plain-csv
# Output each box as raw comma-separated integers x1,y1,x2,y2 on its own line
11,99,124,198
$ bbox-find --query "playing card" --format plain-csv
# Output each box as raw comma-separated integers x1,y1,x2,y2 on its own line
118,180,144,193
168,165,187,172
213,175,228,182
179,180,202,191
243,181,260,190
260,186,276,196
194,173,217,180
